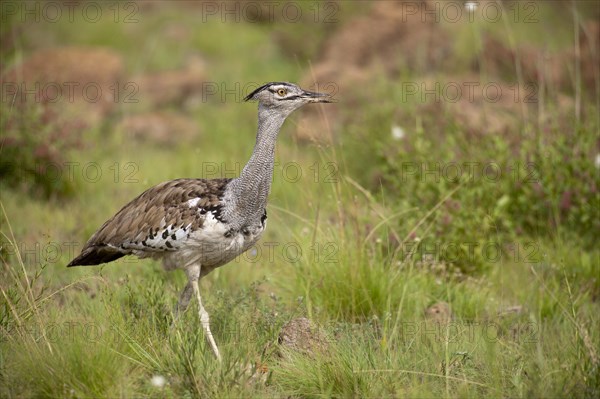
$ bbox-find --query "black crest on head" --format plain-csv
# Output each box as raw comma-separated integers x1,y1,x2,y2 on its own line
244,82,292,101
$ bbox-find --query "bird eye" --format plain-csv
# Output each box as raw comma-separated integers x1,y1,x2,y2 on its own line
277,89,287,96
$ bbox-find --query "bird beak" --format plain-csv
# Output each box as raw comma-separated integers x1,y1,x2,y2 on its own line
302,90,335,103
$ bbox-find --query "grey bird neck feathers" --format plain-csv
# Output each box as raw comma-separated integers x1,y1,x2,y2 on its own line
224,82,332,229
224,104,286,228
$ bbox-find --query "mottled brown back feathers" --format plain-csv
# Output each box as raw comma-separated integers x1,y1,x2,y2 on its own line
68,178,230,266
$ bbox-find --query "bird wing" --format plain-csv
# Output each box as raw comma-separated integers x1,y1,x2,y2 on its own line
68,178,231,266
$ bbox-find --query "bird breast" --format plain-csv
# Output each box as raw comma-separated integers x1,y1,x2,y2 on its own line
158,210,266,272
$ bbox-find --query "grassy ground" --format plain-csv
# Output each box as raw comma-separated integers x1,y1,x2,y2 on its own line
1,2,599,398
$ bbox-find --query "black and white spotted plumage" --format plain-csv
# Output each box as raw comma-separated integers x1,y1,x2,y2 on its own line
67,177,269,276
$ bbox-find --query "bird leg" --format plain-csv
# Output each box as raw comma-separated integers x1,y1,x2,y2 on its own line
170,282,193,330
186,265,222,362
175,282,193,314
191,279,221,361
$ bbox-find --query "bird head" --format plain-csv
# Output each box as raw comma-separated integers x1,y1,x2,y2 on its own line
244,82,333,116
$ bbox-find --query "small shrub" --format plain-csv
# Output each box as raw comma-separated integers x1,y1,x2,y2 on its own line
0,93,85,198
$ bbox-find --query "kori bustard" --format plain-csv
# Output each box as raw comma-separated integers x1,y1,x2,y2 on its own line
68,82,332,360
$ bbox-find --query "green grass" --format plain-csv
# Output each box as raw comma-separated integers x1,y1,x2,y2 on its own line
1,2,599,398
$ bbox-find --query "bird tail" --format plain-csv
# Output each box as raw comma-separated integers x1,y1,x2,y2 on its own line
67,245,125,267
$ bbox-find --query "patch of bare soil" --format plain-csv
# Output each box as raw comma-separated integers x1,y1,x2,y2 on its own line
300,2,598,141
298,0,451,141
425,302,453,323
276,317,329,359
130,55,207,111
481,20,599,92
116,111,198,146
2,47,124,126
117,55,207,145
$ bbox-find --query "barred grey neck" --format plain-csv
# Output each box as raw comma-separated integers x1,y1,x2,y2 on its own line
224,104,287,227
